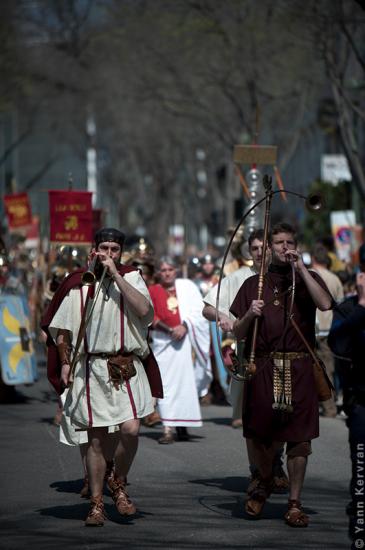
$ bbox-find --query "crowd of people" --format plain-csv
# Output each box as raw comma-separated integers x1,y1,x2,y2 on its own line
0,224,363,542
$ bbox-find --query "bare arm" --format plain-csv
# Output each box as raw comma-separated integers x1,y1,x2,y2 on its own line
56,329,72,387
285,250,332,311
100,255,151,317
113,271,151,317
299,267,332,310
202,304,233,332
356,272,365,307
232,300,264,340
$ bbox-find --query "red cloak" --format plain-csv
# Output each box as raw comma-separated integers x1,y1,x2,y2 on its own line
40,266,163,398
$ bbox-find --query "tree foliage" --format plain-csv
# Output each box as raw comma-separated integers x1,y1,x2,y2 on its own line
0,0,364,251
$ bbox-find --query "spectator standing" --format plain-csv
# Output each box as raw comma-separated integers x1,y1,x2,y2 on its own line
149,257,210,444
311,245,344,417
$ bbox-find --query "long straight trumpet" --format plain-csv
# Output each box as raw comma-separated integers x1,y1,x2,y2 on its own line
67,262,108,386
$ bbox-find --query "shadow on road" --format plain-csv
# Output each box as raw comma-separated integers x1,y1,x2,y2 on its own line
50,479,84,495
37,502,152,525
139,430,206,443
202,416,232,427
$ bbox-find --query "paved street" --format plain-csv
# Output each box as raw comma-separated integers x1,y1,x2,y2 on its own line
0,356,352,550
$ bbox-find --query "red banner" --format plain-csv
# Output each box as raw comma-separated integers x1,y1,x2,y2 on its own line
4,192,32,229
49,190,93,244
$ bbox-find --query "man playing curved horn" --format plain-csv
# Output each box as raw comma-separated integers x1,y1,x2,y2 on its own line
202,228,289,494
230,222,332,528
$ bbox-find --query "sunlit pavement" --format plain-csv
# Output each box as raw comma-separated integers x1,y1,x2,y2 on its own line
0,356,351,550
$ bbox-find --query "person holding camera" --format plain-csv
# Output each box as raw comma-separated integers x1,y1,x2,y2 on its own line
328,269,365,545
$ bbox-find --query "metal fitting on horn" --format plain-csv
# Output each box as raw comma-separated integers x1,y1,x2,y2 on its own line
305,193,324,212
81,256,98,286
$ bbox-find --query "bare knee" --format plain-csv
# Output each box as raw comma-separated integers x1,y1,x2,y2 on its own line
120,419,140,438
286,441,312,458
88,427,108,453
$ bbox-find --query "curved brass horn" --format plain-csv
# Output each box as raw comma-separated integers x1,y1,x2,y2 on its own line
305,193,324,212
81,270,96,286
81,256,98,286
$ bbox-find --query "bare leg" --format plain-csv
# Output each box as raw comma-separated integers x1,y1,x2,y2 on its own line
251,438,280,480
79,443,88,476
104,431,119,462
79,443,90,497
87,427,108,497
287,456,307,501
107,420,140,516
114,419,140,481
245,439,281,517
246,438,256,472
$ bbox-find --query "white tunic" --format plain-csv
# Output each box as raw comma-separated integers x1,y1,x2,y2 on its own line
203,265,256,318
203,266,256,415
151,279,210,428
49,270,154,430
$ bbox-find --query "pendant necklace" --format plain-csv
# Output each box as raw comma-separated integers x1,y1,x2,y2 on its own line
265,276,293,307
273,287,280,307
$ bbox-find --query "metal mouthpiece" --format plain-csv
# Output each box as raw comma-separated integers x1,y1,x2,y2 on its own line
305,193,324,212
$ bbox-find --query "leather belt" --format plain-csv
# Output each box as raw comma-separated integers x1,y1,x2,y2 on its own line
270,351,309,360
258,351,309,360
87,351,133,360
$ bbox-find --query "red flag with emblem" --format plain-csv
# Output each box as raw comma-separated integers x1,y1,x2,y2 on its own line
4,192,32,229
49,190,93,244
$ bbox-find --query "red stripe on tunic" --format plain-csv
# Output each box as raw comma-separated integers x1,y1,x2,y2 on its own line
160,417,201,423
85,356,93,427
120,293,124,351
79,287,93,427
119,293,137,417
125,380,137,418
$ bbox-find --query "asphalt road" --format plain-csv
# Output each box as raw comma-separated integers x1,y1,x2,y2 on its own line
0,358,352,550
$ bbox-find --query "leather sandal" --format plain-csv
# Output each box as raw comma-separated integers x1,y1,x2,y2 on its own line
272,466,289,494
109,477,136,516
245,478,272,518
284,499,309,527
85,495,106,526
158,432,174,444
143,411,161,427
247,471,261,496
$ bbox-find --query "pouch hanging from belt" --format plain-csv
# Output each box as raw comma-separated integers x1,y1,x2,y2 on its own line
107,354,137,390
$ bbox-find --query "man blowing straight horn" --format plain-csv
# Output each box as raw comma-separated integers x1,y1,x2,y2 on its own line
42,227,162,526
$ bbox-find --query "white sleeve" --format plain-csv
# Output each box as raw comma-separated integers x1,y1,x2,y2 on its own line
124,270,154,326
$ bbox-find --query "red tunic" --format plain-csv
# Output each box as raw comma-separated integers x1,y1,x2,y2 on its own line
230,266,330,442
148,284,181,328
